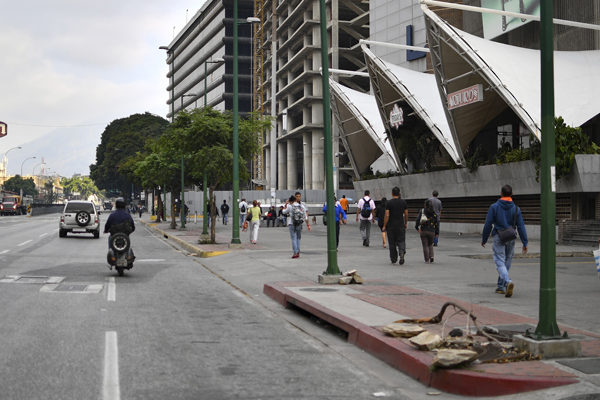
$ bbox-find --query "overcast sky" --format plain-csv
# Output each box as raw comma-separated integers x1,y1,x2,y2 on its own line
0,1,207,177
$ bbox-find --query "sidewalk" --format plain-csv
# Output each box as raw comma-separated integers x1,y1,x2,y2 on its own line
139,213,600,397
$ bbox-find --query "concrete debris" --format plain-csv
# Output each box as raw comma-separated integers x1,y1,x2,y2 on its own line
409,331,443,350
432,349,478,368
339,270,364,284
383,323,425,338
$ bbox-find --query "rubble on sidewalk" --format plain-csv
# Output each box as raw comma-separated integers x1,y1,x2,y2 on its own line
432,349,479,368
409,331,442,350
382,323,425,338
338,269,364,285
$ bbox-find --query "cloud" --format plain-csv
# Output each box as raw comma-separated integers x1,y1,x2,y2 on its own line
0,0,203,176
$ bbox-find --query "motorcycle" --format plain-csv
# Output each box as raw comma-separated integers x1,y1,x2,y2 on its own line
106,226,135,276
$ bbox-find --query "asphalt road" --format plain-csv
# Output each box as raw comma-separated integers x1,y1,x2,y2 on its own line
0,214,421,400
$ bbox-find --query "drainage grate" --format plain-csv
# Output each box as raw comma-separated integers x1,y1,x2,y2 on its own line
40,283,104,294
0,275,65,284
558,358,600,375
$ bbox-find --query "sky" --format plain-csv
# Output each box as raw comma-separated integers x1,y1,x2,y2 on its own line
0,1,207,177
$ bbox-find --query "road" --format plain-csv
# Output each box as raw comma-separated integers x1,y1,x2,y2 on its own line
0,214,419,400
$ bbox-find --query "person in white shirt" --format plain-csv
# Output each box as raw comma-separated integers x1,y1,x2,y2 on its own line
282,192,311,258
356,190,376,247
239,198,248,227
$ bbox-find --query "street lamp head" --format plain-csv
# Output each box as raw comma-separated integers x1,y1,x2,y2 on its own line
246,17,261,24
158,46,170,50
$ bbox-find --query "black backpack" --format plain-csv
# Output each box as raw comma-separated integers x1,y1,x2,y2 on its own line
240,204,246,213
360,197,372,218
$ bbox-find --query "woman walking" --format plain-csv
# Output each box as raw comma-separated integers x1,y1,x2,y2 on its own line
375,197,387,248
415,199,439,263
248,200,262,244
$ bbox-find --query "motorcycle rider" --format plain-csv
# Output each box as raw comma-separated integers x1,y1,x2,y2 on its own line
104,197,135,246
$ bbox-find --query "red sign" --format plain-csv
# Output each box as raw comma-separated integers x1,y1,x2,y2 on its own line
0,121,6,138
447,84,484,110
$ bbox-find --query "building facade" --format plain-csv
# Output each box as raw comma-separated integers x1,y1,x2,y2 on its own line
161,0,255,120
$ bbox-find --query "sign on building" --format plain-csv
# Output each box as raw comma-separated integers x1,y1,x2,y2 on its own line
389,104,404,129
447,84,484,110
0,121,7,138
481,0,540,39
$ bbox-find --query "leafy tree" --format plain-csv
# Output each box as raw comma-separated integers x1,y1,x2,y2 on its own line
61,176,101,200
2,175,37,197
134,108,271,240
43,180,58,204
90,112,169,199
530,117,600,180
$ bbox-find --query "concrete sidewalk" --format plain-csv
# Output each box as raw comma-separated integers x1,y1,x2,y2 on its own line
139,212,600,398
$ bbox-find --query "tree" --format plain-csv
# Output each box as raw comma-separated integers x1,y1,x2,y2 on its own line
133,108,272,241
2,175,37,197
61,176,101,200
90,112,169,199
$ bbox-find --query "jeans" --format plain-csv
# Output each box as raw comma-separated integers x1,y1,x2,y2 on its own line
222,213,228,225
240,213,247,226
359,219,371,244
289,224,302,254
492,234,516,290
250,221,260,242
386,227,406,263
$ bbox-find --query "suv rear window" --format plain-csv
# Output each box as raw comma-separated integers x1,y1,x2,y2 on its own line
65,203,95,213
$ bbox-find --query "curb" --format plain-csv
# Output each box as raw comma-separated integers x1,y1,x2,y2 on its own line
140,220,229,258
264,282,579,397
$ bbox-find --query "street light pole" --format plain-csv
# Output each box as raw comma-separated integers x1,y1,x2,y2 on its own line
21,156,36,176
535,0,560,338
319,0,340,276
1,146,22,179
181,155,186,229
231,0,241,244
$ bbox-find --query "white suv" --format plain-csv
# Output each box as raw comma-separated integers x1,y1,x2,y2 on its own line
59,200,100,238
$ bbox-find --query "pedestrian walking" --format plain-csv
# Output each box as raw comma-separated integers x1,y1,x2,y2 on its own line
239,198,248,226
481,184,528,298
220,200,230,225
428,190,443,246
356,190,376,246
415,199,439,263
322,197,347,248
382,187,408,264
340,195,349,214
282,192,311,258
248,200,261,244
375,197,387,248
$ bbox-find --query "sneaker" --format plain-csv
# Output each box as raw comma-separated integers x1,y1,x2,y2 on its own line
430,258,434,263
292,253,299,259
495,288,506,294
362,239,367,246
505,282,514,298
399,255,405,265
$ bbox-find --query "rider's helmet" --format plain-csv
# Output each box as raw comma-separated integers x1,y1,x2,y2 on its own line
115,197,126,209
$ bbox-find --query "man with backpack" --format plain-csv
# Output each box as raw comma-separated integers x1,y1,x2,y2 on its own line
220,200,230,225
356,190,376,246
282,192,311,258
382,187,408,264
481,184,528,298
239,198,248,227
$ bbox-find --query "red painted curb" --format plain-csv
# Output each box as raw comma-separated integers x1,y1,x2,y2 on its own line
263,282,579,397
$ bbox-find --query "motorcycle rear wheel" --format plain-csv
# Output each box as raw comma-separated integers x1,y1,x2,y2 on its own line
116,267,124,276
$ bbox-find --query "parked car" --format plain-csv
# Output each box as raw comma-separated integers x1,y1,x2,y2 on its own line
59,200,100,238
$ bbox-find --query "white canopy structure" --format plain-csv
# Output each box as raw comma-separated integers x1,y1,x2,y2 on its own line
329,78,399,176
361,45,464,167
422,4,600,153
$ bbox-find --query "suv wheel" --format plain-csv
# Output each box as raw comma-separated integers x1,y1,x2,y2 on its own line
76,211,91,226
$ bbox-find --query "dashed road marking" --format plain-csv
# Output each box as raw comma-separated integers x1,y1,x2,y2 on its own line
0,250,9,255
17,240,32,247
103,331,120,400
107,277,116,302
39,233,48,238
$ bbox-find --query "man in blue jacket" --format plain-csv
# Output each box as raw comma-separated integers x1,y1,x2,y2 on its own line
481,185,528,298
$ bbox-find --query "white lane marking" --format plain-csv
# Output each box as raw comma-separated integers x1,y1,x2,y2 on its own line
103,331,120,400
0,250,9,255
107,277,116,302
17,240,32,247
39,233,48,238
